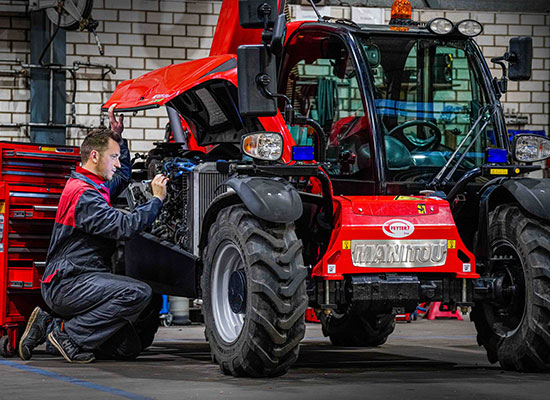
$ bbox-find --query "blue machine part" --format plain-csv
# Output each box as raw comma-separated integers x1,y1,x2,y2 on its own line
160,294,170,315
488,148,508,163
292,146,315,161
163,157,197,179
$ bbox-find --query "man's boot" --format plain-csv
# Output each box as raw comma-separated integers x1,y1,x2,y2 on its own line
48,323,95,364
18,307,53,360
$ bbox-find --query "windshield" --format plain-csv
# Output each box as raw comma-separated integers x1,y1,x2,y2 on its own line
357,34,498,183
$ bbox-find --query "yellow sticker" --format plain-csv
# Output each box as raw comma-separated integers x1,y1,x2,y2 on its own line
394,196,423,201
490,168,508,175
342,240,351,250
448,240,456,249
515,168,520,174
40,147,57,152
417,204,427,214
0,202,4,213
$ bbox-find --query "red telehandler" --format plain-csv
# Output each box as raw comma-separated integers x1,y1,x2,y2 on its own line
103,0,550,377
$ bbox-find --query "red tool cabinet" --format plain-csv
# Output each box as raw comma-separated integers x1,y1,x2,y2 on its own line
0,141,79,357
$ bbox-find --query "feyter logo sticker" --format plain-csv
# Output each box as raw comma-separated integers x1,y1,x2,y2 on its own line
382,219,415,238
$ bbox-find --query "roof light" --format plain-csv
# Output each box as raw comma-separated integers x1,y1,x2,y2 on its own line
427,18,454,35
457,19,483,37
390,0,412,20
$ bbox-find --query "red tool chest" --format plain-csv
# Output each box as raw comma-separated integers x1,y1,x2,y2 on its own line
0,141,79,357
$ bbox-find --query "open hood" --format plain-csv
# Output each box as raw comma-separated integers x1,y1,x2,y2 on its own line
102,55,237,112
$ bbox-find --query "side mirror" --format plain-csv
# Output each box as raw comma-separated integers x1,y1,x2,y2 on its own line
434,53,453,84
270,13,287,57
237,45,278,116
239,0,278,28
508,37,532,81
363,44,381,68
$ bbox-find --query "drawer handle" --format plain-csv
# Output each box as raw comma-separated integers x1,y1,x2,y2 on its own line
33,205,58,212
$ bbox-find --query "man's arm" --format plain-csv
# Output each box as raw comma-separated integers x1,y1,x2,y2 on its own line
74,190,162,240
104,104,130,198
105,138,131,198
74,174,167,240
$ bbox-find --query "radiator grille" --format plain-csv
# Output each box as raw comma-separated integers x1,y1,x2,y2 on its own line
198,171,226,220
184,163,227,255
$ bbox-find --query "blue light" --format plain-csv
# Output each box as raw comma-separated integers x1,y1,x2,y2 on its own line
488,148,508,163
292,146,315,161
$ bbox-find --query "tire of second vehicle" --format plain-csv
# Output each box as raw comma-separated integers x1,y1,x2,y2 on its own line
471,205,550,371
323,305,395,347
201,205,308,377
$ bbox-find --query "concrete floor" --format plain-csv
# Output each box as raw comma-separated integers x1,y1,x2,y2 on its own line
1,316,550,400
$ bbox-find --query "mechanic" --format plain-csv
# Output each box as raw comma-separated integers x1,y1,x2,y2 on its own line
18,105,168,363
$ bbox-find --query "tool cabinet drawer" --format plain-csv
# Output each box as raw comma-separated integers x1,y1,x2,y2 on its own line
7,266,43,290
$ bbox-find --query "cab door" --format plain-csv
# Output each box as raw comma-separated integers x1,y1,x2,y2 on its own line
278,28,377,195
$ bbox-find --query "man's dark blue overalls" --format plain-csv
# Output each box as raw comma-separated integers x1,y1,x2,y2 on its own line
41,139,163,359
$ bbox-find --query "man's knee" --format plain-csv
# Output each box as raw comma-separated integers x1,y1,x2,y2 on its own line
138,283,153,305
125,282,152,313
95,323,142,361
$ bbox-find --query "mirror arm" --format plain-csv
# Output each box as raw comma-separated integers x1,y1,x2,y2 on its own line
259,79,297,124
491,56,508,95
258,81,326,162
293,114,326,162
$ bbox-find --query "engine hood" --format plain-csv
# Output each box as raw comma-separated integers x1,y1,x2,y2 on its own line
102,55,237,112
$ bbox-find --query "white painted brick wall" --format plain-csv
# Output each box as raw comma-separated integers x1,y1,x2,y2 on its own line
0,1,548,151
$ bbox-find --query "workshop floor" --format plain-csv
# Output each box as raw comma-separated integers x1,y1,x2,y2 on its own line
2,315,550,400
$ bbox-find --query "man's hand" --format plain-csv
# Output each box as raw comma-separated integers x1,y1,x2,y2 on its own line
108,104,124,135
151,174,169,202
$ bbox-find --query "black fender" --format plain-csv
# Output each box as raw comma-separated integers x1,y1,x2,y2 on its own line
500,178,550,220
224,176,303,223
476,177,550,265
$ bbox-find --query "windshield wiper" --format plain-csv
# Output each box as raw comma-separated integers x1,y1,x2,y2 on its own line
429,104,497,189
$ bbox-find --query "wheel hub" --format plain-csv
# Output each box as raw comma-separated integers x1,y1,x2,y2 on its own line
484,244,525,338
211,241,246,343
228,270,247,314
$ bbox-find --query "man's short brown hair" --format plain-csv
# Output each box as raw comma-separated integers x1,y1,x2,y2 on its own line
80,128,121,163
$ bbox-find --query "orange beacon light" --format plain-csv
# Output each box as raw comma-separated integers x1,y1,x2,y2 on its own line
390,0,412,20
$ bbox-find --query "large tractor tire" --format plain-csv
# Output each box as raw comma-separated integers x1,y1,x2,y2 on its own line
323,305,395,347
471,205,550,371
201,205,308,377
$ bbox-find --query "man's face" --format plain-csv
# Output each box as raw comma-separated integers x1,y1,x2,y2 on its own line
97,138,121,181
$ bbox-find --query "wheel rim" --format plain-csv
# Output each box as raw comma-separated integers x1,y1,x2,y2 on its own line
211,240,246,343
484,239,526,338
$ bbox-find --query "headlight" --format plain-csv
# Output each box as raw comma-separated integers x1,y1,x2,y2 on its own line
427,18,454,35
513,134,550,162
456,19,483,37
241,132,283,161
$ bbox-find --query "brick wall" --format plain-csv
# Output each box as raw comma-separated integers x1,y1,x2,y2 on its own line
0,1,548,153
